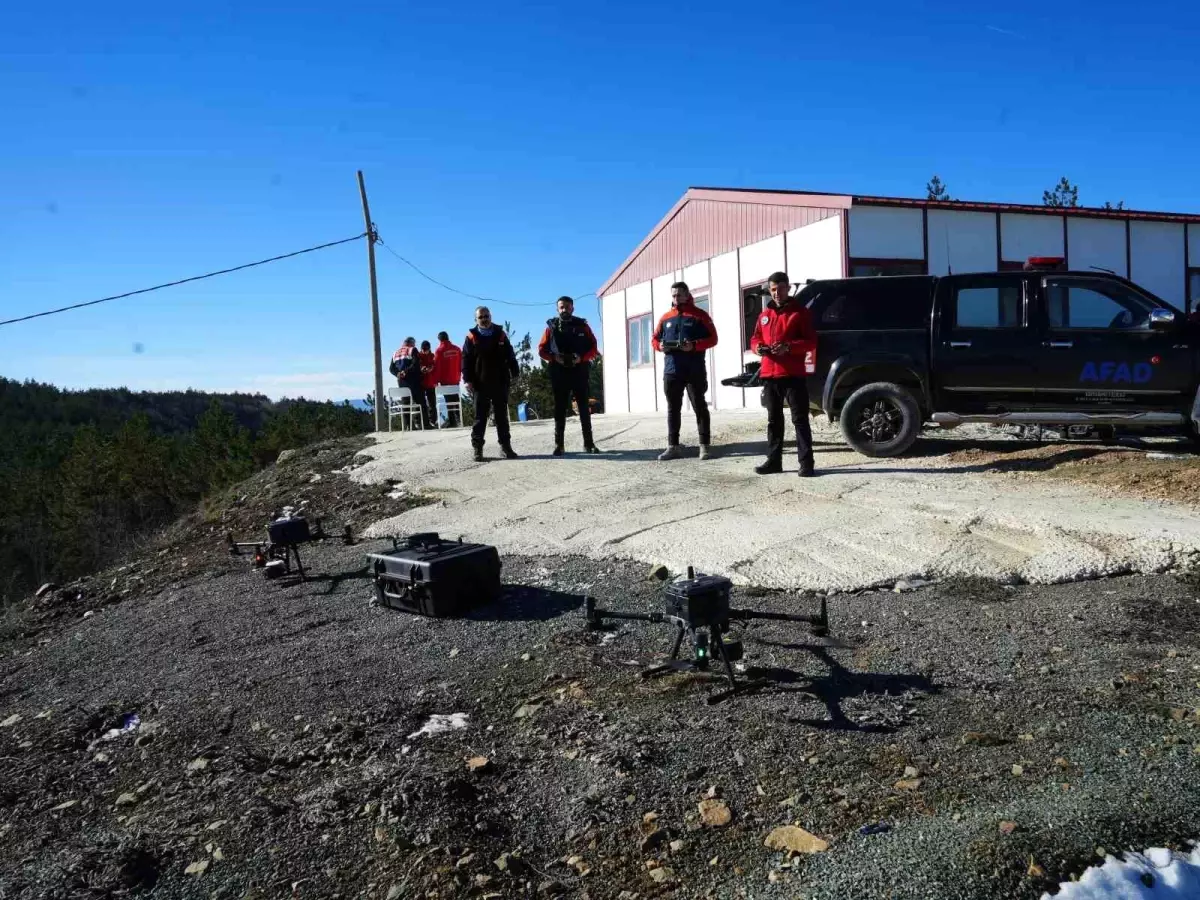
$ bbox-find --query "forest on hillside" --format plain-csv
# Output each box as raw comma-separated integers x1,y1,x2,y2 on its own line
0,377,371,605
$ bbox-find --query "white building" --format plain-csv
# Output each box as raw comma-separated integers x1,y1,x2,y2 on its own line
599,187,1200,414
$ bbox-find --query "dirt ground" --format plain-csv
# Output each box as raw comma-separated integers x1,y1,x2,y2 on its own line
2,437,1199,900
941,440,1200,507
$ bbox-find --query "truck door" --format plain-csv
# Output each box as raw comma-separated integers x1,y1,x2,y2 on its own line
1032,275,1194,413
931,274,1039,413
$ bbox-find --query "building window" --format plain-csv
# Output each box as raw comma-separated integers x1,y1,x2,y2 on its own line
1189,268,1200,313
849,258,926,278
692,293,710,315
627,314,653,367
741,284,766,350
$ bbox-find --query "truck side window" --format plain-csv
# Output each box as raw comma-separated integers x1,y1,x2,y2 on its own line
810,279,930,330
954,285,1022,328
1044,278,1153,330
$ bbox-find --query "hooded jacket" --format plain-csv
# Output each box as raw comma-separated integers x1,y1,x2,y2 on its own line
433,339,463,386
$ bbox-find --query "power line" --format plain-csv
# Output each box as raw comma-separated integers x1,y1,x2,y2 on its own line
0,233,367,328
377,236,598,309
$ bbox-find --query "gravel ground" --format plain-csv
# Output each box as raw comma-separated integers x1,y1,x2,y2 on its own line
3,514,1199,899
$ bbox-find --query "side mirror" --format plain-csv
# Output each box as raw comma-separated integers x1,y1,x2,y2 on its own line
1149,309,1177,329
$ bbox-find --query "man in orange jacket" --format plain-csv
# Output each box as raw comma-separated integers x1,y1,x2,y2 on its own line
652,282,718,460
433,331,463,427
750,271,817,477
538,296,600,455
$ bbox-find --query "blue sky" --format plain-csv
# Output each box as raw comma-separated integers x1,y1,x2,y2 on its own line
2,0,1197,400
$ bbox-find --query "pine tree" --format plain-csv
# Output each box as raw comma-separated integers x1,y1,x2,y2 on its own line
926,175,951,201
1043,177,1079,207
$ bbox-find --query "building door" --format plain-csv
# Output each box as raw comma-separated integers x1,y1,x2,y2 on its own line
1031,275,1193,412
692,293,717,409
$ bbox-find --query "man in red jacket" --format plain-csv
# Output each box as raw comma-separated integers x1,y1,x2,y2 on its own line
750,271,817,477
417,341,438,428
433,331,463,427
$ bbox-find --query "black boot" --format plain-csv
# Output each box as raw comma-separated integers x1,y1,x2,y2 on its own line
755,458,783,475
472,443,484,462
798,465,816,478
501,445,519,460
553,444,564,456
584,444,601,454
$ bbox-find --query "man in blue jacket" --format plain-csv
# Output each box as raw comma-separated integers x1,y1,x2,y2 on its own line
652,282,719,460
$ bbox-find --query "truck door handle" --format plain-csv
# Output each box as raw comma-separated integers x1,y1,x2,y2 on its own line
1043,341,1074,349
948,341,972,349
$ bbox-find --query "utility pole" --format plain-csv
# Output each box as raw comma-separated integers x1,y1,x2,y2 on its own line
357,170,386,432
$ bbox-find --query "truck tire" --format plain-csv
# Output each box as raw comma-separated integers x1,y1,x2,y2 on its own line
839,382,923,458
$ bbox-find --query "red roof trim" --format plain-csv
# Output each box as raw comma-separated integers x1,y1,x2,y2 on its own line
599,187,1200,298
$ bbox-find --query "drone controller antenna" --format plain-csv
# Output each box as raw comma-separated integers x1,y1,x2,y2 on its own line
687,565,695,579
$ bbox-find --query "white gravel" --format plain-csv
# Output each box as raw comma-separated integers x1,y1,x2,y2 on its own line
352,411,1200,592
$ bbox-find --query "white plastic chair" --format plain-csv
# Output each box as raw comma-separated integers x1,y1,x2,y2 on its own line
386,387,424,432
434,385,463,428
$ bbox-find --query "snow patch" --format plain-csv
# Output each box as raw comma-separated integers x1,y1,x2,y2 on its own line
407,712,469,739
1043,845,1200,899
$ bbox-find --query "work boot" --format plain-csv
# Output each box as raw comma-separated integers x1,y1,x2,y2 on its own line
552,444,564,457
584,444,601,454
755,458,783,475
501,445,519,460
657,445,683,461
699,444,713,460
472,444,484,462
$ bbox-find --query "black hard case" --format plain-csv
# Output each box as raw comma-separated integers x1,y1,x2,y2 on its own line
367,533,502,617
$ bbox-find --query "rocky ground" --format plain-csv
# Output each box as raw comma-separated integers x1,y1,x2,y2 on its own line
2,438,1200,900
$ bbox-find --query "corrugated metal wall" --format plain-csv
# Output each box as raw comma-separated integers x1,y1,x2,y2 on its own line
603,200,842,296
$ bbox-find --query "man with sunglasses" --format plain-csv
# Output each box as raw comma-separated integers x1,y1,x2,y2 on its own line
462,306,520,461
652,282,719,460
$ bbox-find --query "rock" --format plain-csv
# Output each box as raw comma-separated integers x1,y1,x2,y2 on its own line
962,731,1010,747
647,564,670,582
520,653,532,662
386,885,404,900
538,879,566,895
184,860,209,876
647,867,676,885
999,821,1018,835
466,756,493,774
309,473,322,483
697,799,731,827
640,829,666,852
50,800,78,811
903,765,920,778
669,839,685,853
36,583,57,598
642,811,659,825
494,852,517,872
474,874,493,888
188,757,210,772
1054,757,1071,768
768,870,788,884
115,793,138,807
705,785,722,799
457,854,476,868
1011,764,1024,776
276,449,299,464
1,714,21,728
764,825,829,854
514,701,544,719
449,647,460,658
1029,859,1046,878
893,778,922,791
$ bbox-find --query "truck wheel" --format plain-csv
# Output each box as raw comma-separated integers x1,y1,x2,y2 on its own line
839,382,923,458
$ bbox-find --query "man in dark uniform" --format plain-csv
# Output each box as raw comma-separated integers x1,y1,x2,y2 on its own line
461,306,520,461
750,271,817,477
538,296,600,455
652,282,719,460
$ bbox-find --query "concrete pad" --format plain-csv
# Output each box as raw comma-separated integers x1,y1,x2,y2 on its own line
354,410,1200,592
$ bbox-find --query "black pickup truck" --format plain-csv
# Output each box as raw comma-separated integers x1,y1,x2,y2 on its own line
725,259,1200,457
